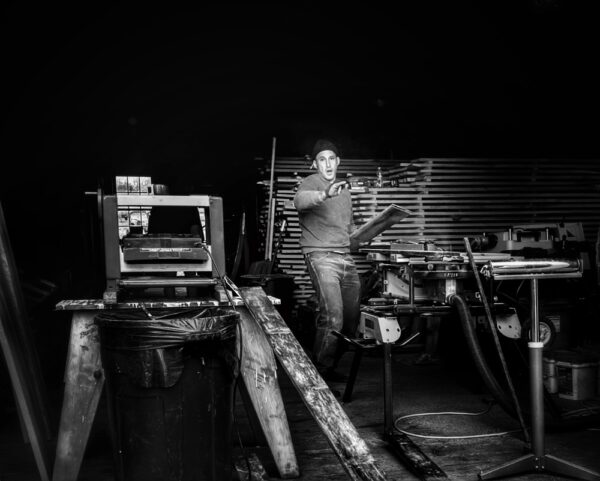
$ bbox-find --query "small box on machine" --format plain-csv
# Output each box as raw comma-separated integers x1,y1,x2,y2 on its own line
359,312,401,344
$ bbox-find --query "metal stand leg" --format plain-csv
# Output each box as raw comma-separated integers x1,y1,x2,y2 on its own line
382,342,448,478
342,345,364,403
480,279,600,481
383,343,393,433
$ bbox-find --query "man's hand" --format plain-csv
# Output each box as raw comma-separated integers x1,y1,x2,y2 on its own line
350,236,370,253
325,180,349,198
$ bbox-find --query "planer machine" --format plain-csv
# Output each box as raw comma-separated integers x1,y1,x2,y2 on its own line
100,177,226,304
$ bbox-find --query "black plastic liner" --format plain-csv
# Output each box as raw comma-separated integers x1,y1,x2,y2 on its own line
96,308,239,388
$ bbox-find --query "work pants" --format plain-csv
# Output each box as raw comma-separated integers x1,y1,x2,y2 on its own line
305,251,361,372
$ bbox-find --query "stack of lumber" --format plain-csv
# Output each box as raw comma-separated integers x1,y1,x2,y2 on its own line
257,157,600,310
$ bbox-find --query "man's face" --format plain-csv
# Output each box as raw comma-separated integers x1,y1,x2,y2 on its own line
313,150,339,182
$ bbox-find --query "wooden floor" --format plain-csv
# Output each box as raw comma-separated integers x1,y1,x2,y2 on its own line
2,347,600,481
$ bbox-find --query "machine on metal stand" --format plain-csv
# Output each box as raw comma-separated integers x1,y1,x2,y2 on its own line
342,215,597,479
478,258,600,481
354,239,514,480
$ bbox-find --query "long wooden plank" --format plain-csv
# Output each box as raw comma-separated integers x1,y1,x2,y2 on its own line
386,431,447,481
238,287,392,481
0,296,51,481
238,308,299,478
0,202,52,440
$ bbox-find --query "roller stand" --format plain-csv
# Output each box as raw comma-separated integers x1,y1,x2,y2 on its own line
479,278,600,481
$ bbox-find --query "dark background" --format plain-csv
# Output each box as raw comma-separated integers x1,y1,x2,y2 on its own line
1,1,599,295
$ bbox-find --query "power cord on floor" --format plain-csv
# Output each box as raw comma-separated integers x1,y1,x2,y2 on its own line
561,399,600,419
200,243,254,479
393,401,521,440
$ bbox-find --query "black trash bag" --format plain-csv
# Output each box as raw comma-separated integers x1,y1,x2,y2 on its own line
96,308,239,388
95,307,240,481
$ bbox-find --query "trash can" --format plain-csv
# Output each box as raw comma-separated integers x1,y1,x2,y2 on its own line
96,307,240,481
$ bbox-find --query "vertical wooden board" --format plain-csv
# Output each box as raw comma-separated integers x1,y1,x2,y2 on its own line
0,296,51,481
53,311,105,481
239,287,392,481
238,307,299,478
0,201,51,439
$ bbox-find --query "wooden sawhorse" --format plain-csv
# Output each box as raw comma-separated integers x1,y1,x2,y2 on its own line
52,298,298,481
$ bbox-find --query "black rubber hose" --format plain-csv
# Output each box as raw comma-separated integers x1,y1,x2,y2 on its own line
450,293,600,431
449,293,516,418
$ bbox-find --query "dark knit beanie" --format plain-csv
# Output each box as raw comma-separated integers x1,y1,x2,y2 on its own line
311,139,339,160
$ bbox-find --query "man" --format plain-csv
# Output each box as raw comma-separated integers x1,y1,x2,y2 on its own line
293,139,361,382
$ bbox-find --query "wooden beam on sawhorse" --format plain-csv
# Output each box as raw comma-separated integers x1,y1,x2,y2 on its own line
239,286,391,481
237,308,299,478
